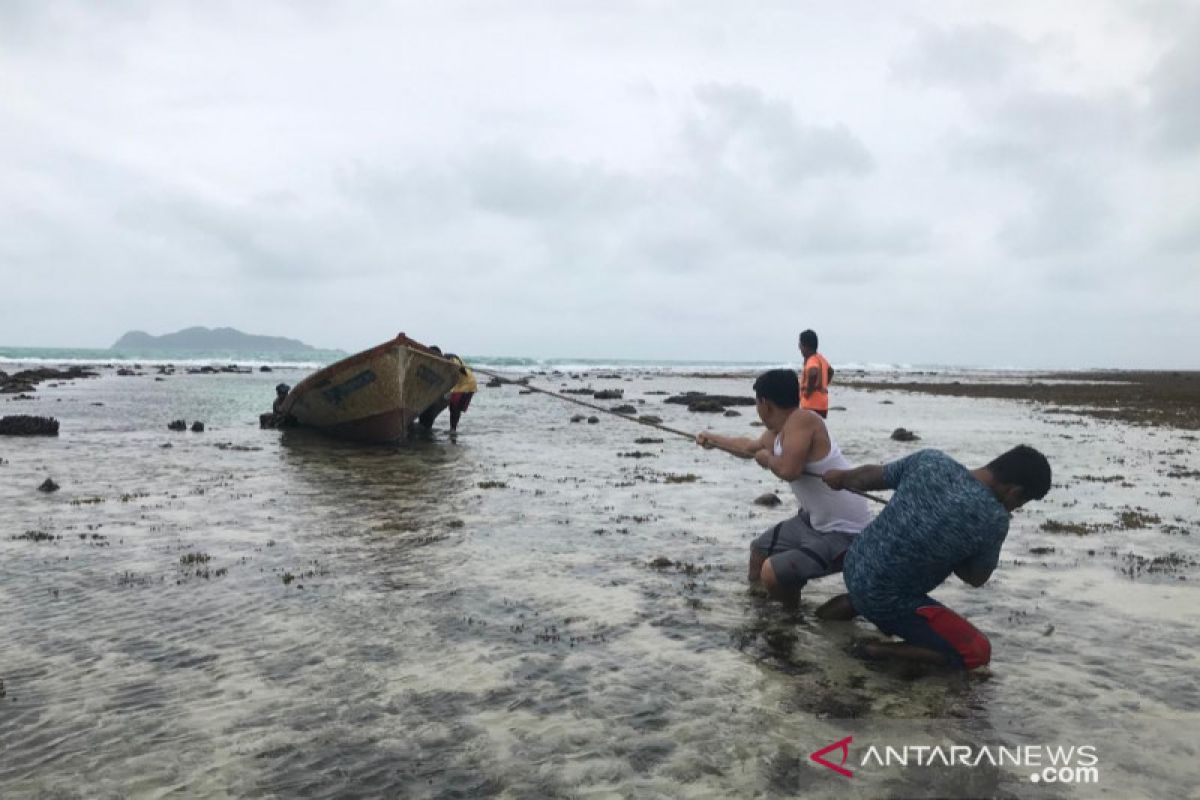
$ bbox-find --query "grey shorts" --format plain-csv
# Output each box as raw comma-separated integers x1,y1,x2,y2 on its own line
751,511,856,592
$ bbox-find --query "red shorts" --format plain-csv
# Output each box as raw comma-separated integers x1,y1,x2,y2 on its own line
449,392,473,413
871,600,991,670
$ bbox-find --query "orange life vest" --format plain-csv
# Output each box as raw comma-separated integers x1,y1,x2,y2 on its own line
800,353,831,412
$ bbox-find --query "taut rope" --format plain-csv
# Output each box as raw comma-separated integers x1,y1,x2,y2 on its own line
470,366,887,505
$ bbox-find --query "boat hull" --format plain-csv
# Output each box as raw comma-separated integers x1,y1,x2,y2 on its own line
280,335,460,443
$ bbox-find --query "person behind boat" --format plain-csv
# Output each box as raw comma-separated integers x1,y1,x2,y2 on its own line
696,369,872,609
817,445,1052,670
416,346,450,430
260,383,293,428
272,383,290,415
797,329,833,418
444,353,477,433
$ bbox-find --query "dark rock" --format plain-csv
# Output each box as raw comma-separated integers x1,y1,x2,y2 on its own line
519,389,534,395
665,393,756,407
1,366,98,395
168,419,187,431
593,389,624,400
486,378,504,388
38,478,60,493
638,415,663,425
561,387,594,395
259,366,273,372
570,415,585,423
12,394,35,401
891,427,920,442
612,404,638,415
587,416,600,424
0,415,60,436
830,406,847,411
754,492,782,507
881,400,894,405
688,399,726,413
723,409,742,417
116,368,137,376
191,421,205,433
649,557,674,569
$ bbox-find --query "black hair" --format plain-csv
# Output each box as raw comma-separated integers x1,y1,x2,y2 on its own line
987,445,1052,501
799,329,818,350
275,383,290,395
752,369,800,409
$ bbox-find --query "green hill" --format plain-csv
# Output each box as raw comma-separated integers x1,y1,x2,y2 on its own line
112,327,320,352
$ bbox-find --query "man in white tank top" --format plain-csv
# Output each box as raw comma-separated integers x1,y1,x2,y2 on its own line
697,369,873,609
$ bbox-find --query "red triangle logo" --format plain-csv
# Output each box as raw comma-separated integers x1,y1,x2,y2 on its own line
810,735,854,778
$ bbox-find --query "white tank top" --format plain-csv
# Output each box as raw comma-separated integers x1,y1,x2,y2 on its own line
774,432,872,533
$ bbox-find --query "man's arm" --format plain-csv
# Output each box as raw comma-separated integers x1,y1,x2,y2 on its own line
805,365,821,396
754,413,813,481
823,464,888,492
953,562,994,587
826,451,922,493
696,430,771,459
954,539,1002,587
827,364,835,384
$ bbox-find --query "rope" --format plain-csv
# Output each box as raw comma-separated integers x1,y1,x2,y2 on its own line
471,366,888,505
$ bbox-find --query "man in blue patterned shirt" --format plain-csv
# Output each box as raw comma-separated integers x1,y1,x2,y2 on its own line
817,446,1051,670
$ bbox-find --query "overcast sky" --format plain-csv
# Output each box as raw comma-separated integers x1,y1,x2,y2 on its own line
2,1,1197,368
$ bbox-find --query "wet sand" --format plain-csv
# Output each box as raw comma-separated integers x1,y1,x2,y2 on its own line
1,365,1198,798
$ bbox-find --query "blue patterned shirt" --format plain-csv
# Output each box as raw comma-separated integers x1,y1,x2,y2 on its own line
843,449,1010,619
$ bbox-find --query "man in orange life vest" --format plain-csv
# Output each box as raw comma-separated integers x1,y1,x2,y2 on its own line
798,329,833,418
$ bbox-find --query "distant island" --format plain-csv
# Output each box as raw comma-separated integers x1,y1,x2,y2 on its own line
112,327,321,352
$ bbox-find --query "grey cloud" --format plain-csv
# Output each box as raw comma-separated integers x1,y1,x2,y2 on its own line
1146,18,1200,153
950,89,1136,172
464,147,643,220
996,169,1114,258
685,84,874,185
892,23,1042,88
1154,220,1200,255
945,88,1135,259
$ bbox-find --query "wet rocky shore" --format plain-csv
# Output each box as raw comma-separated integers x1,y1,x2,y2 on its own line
1,362,1198,797
841,370,1200,429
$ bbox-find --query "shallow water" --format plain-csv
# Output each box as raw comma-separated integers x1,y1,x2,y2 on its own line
1,366,1198,798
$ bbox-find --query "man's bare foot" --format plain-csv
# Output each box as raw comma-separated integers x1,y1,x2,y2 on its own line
815,593,858,621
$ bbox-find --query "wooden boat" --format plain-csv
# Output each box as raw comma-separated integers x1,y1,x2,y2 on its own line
279,333,462,443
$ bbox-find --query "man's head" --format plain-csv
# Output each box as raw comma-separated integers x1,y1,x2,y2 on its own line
752,369,799,428
275,383,290,397
798,329,818,357
986,445,1052,511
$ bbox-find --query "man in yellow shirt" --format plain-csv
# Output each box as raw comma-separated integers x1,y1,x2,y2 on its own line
446,354,477,432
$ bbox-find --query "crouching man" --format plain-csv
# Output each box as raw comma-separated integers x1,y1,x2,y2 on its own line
818,445,1052,670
